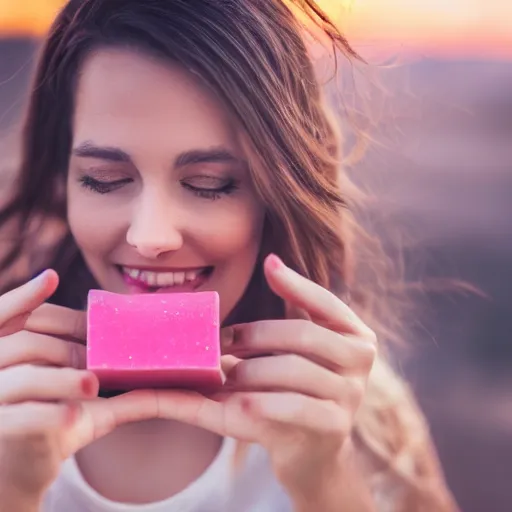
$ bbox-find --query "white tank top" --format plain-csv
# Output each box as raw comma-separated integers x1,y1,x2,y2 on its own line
42,437,293,512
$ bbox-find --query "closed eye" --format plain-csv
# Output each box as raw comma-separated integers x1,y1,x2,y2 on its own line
180,179,239,200
78,175,239,199
79,176,133,194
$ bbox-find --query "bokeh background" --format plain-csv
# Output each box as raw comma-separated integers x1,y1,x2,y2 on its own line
0,2,511,511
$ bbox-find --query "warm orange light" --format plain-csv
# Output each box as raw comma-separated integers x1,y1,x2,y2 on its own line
0,0,510,58
0,1,64,36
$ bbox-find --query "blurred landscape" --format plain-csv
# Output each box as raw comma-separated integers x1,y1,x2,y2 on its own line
1,36,511,512
348,55,512,512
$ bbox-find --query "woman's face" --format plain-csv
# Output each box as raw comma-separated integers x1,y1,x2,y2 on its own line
67,48,265,322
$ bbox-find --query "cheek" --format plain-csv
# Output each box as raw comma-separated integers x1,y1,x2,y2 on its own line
67,189,126,256
199,201,264,322
194,200,264,262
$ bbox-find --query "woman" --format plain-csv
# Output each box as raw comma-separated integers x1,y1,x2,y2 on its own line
0,1,458,510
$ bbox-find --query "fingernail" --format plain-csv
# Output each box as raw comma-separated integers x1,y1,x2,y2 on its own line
81,375,97,397
221,326,235,348
266,254,283,272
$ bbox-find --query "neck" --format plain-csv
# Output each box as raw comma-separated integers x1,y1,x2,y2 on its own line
76,420,222,504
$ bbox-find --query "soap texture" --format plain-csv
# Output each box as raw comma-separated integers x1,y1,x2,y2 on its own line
87,290,222,390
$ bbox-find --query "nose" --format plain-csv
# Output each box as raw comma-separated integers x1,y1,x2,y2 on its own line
126,191,184,259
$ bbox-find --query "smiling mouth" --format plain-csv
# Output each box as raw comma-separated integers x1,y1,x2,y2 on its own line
116,265,214,292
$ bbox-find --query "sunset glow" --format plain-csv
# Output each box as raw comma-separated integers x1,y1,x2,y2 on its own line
0,0,510,58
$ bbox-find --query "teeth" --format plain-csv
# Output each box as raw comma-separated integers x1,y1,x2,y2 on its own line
146,272,158,287
174,272,185,285
156,272,174,287
122,267,203,288
128,269,140,280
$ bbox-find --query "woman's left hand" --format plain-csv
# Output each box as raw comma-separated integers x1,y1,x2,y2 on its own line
108,254,377,502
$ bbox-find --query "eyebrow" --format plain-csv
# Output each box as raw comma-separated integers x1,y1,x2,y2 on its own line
175,148,243,167
72,142,245,168
73,142,131,163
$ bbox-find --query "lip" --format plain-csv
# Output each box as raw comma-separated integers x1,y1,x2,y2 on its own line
116,264,213,294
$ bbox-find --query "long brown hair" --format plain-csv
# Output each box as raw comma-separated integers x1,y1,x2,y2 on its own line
0,1,457,510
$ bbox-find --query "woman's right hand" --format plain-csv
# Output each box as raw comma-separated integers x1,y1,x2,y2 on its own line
0,271,132,509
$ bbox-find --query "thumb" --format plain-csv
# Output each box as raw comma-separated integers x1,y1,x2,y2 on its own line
64,391,164,455
61,398,127,456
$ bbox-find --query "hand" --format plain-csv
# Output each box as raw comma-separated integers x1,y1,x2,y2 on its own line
109,254,377,501
0,272,166,506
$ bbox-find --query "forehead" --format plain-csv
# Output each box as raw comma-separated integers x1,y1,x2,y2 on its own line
73,48,240,153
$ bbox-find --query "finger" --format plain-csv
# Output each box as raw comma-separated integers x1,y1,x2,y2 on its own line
263,254,370,336
224,355,346,401
0,401,78,437
220,354,240,375
95,390,347,446
0,331,86,370
25,304,87,342
0,365,98,404
97,389,254,440
75,390,224,444
239,392,349,436
0,270,59,337
222,320,376,372
284,301,310,321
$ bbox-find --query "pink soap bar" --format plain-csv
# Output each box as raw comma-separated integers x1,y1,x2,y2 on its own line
86,290,222,390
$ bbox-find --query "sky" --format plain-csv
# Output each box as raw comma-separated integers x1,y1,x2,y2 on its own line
0,0,510,59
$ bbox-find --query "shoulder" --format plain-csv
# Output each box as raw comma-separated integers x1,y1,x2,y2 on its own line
354,356,460,512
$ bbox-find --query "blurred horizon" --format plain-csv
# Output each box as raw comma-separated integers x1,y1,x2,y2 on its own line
0,0,510,60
